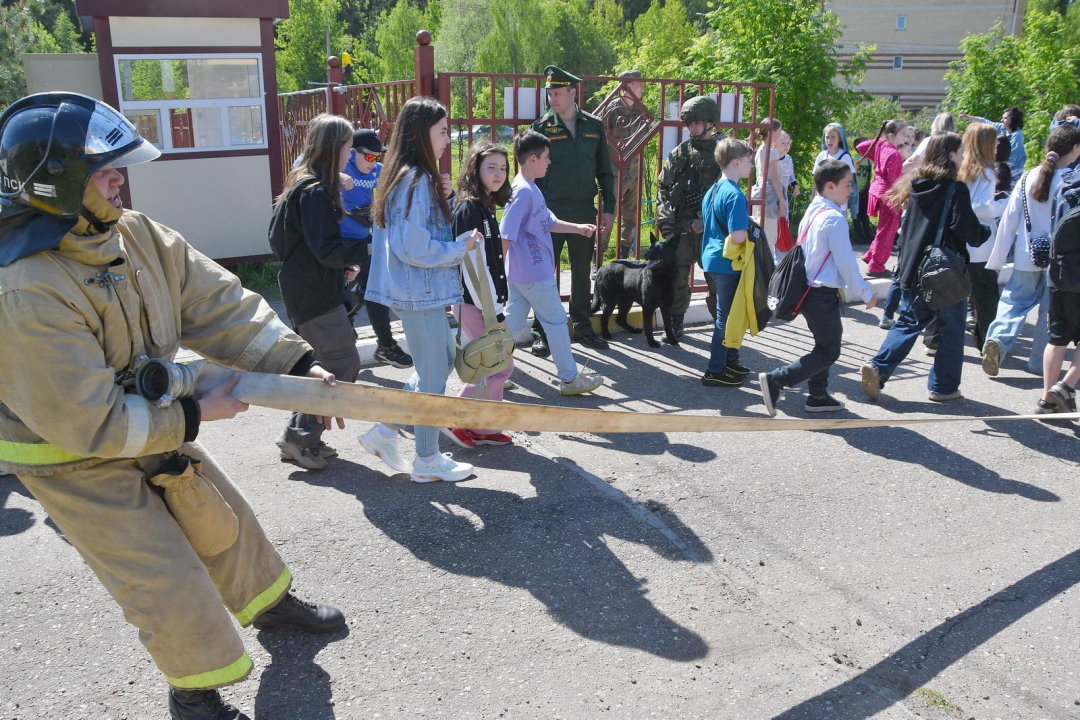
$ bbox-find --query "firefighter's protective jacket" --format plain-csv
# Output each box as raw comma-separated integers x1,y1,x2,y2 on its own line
0,194,310,476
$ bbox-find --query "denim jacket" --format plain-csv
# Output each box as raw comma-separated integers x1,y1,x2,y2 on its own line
365,167,467,310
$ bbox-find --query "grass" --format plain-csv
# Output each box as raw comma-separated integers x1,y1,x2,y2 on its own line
230,261,282,300
915,687,962,712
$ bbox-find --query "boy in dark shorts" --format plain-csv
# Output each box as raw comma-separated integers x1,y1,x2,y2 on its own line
1036,290,1080,418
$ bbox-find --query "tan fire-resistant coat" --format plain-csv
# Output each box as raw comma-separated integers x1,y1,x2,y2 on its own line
0,209,310,477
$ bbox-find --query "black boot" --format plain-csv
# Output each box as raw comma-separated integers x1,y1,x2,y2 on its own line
252,592,345,633
169,688,249,720
672,314,684,340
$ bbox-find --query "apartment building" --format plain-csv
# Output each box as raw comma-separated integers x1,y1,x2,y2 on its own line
828,0,1027,111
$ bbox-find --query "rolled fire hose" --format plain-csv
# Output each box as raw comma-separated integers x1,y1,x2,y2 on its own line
135,358,1080,433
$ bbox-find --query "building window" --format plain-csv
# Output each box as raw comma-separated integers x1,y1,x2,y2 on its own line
891,94,901,102
896,15,907,30
115,54,267,154
892,56,904,70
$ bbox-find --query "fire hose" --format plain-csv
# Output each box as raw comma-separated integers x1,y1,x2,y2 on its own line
133,357,1080,433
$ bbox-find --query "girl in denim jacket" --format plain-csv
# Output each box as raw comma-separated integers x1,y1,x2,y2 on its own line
361,97,481,483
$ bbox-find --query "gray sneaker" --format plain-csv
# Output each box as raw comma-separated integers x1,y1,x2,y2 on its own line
560,371,604,396
277,437,328,471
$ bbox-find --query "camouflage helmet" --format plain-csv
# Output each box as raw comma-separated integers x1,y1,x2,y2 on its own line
679,96,719,124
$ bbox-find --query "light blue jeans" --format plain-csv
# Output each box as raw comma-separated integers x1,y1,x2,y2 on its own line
984,268,1049,374
397,307,456,457
505,277,578,383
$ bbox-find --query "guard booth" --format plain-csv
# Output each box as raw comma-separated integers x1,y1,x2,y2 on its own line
56,0,290,262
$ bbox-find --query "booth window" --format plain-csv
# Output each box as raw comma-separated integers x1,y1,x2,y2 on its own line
116,55,267,153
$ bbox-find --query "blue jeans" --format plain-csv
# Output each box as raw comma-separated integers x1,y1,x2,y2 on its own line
768,287,842,397
505,277,578,382
397,308,456,457
705,271,743,374
869,289,967,395
984,268,1049,374
882,277,902,319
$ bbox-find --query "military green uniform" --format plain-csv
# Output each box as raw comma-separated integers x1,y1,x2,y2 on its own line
602,72,646,258
531,68,615,339
656,135,722,320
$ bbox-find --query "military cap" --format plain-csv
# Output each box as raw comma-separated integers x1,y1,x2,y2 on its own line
617,69,643,80
543,65,582,89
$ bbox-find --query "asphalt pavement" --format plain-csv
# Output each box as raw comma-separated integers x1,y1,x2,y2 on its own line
2,300,1079,720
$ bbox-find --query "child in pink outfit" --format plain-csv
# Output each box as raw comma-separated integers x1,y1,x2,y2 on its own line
856,119,908,275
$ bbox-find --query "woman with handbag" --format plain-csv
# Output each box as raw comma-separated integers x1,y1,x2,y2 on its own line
359,97,482,483
860,133,990,403
443,141,516,449
981,125,1080,377
750,118,786,261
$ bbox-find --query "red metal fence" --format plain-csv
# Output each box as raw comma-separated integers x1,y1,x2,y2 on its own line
277,34,776,299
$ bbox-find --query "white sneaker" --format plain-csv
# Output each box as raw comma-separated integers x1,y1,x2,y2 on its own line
411,453,474,483
560,371,604,396
358,426,409,473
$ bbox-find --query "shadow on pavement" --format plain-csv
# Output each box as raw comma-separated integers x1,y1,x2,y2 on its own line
822,425,1060,502
252,624,350,720
774,547,1080,720
0,474,34,537
303,452,709,662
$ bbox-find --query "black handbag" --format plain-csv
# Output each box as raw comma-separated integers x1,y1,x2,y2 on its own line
1022,172,1052,269
918,182,970,311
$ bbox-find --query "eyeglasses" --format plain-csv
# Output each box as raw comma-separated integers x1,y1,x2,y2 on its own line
360,153,380,163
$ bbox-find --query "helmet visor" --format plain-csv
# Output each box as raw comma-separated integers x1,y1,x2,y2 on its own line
85,104,160,169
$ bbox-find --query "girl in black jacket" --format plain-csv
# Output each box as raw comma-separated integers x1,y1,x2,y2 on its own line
861,132,991,403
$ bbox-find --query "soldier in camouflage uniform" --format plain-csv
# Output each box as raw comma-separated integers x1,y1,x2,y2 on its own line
656,96,723,338
602,70,646,260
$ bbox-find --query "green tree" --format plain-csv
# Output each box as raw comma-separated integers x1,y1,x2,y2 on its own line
683,0,870,178
945,11,1080,167
275,0,349,93
373,0,439,82
0,0,67,110
618,0,697,79
840,97,910,142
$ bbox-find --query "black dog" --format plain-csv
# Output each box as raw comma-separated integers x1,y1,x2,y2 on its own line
590,236,679,347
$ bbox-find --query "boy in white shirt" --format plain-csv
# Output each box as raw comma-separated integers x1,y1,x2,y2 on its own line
759,159,877,415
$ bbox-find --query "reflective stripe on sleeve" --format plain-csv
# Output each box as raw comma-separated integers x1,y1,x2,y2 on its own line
0,439,88,465
164,651,253,690
234,566,292,627
118,394,151,458
233,318,293,371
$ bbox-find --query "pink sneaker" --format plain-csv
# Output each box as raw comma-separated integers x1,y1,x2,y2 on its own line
469,430,513,446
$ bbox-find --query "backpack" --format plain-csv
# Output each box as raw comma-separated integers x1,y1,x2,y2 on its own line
767,208,829,322
1049,166,1080,292
917,182,971,311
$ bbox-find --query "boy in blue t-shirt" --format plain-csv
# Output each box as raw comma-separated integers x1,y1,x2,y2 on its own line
341,129,411,368
501,130,604,396
701,137,754,387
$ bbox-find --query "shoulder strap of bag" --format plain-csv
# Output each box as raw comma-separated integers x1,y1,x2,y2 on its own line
1021,171,1033,235
931,181,959,249
461,247,501,332
796,207,829,246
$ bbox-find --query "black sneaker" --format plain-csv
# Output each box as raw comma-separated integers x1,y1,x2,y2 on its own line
575,332,609,350
374,343,413,368
804,394,846,413
531,337,550,357
759,372,780,417
252,592,346,633
169,689,249,720
702,367,743,387
1047,381,1078,414
726,360,751,375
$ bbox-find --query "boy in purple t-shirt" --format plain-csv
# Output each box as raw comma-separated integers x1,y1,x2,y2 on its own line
501,131,604,396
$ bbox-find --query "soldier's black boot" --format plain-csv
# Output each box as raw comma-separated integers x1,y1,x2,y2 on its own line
169,688,249,720
672,314,684,340
252,592,345,633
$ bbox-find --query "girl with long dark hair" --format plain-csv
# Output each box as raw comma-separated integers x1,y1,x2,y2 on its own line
856,119,908,277
359,96,481,483
860,133,990,403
